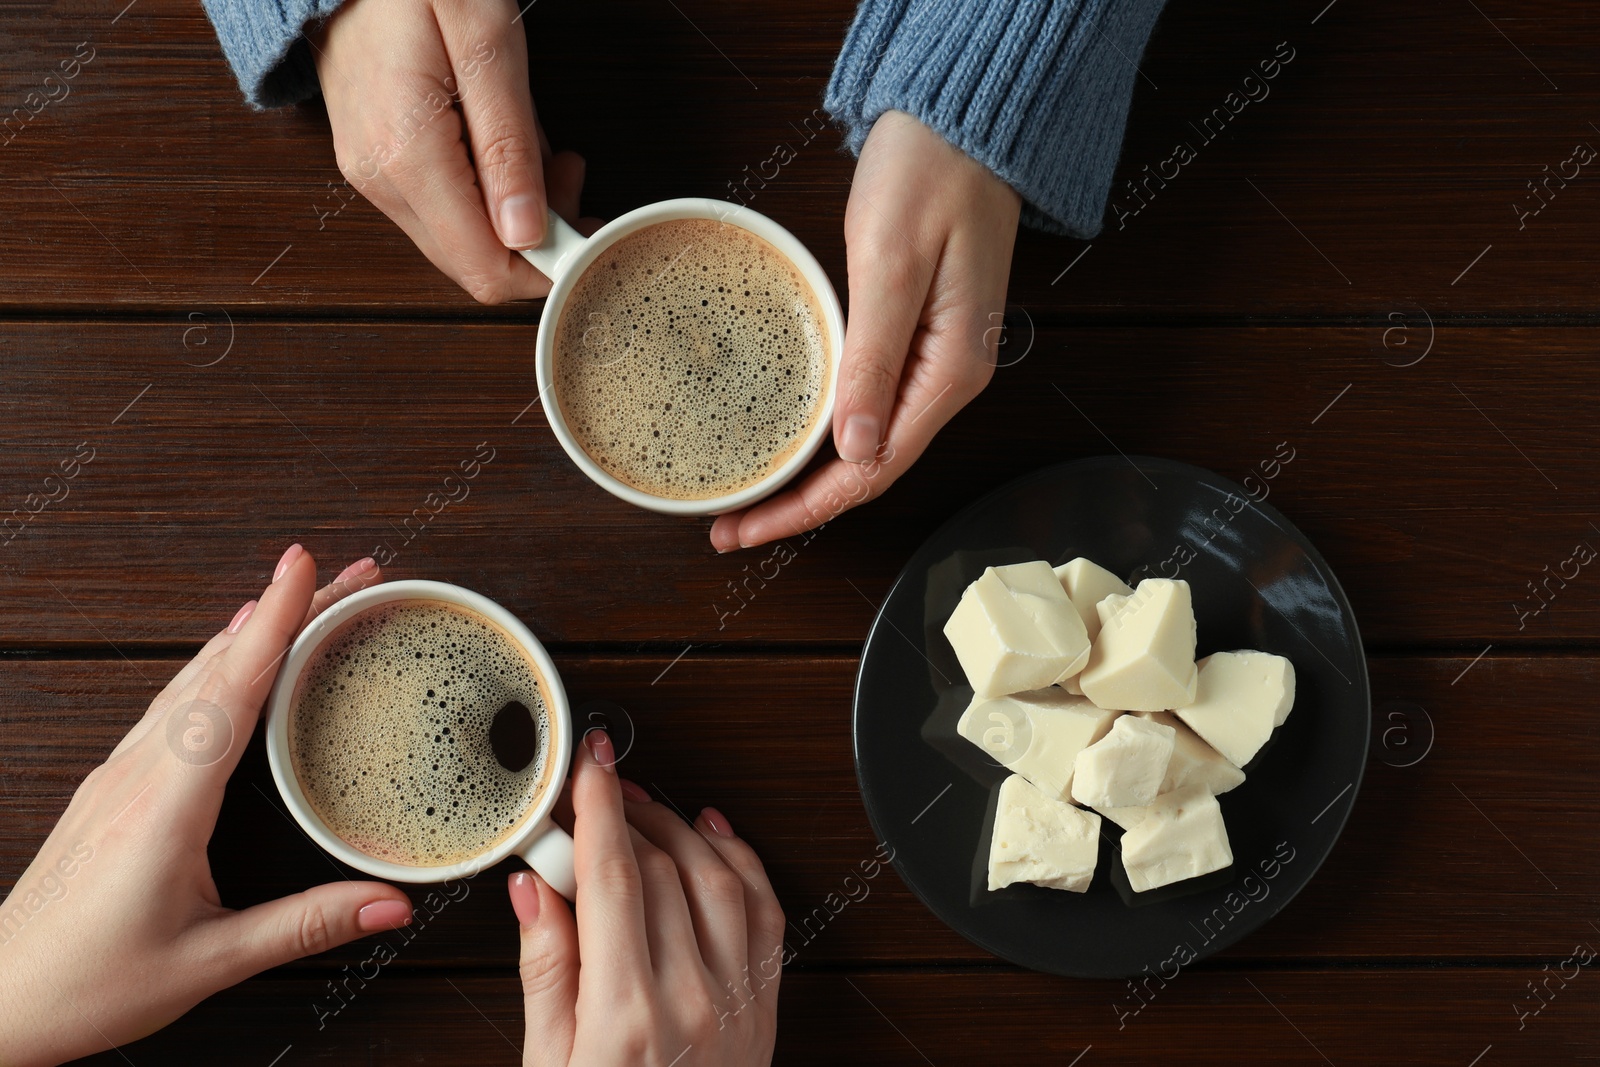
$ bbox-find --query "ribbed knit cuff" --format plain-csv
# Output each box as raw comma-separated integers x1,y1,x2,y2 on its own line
201,0,348,109
825,0,1169,237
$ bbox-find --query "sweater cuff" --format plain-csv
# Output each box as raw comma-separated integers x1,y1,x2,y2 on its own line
824,0,1169,238
201,0,348,109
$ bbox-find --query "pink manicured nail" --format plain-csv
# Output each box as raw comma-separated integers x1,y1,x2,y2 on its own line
701,807,734,838
586,729,616,773
334,557,376,583
619,779,650,802
273,543,304,582
226,600,258,634
837,414,881,464
508,870,542,927
357,899,412,932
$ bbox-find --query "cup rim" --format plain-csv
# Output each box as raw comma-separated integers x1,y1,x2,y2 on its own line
534,197,845,516
263,579,571,884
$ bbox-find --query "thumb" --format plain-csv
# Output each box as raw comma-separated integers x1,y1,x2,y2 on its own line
835,227,937,462
511,870,578,1067
447,14,547,250
204,882,413,985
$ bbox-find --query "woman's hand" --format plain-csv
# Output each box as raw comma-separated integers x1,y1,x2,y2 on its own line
711,110,1022,551
311,0,594,303
0,548,413,1067
511,731,785,1066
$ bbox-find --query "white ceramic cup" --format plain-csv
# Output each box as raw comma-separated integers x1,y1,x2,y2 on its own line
264,580,576,897
521,199,845,516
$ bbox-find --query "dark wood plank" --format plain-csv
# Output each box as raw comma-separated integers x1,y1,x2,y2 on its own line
4,1,1600,315
2,323,1593,646
71,966,1600,1066
6,654,1598,966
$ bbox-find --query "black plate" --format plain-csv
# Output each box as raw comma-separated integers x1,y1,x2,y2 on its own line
852,456,1370,978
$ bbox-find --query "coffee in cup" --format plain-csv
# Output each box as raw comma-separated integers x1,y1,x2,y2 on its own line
552,217,830,500
287,598,554,868
526,199,844,517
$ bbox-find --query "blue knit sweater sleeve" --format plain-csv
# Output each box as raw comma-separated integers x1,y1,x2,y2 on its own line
825,0,1169,237
201,0,345,109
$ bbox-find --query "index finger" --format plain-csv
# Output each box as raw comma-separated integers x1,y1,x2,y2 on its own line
185,544,320,778
571,730,652,989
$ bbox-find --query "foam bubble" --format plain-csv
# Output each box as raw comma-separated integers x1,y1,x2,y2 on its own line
290,600,551,867
554,218,829,499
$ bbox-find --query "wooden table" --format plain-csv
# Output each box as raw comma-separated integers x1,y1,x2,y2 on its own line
3,0,1598,1063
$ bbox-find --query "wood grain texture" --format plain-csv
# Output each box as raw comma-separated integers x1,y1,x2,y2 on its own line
5,0,1599,1062
65,967,1600,1066
4,654,1595,968
1,323,1591,646
3,1,1600,315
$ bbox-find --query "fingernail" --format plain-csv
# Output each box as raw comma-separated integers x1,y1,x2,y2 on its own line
701,806,734,838
619,779,650,802
710,519,741,554
508,870,542,927
357,899,412,932
334,557,376,583
586,729,616,773
273,543,304,583
499,194,544,250
227,600,258,635
838,414,881,464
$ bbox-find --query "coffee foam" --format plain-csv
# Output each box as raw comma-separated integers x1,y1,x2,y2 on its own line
290,600,551,867
554,217,829,500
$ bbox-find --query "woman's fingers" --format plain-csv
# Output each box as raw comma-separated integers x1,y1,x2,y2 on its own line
200,879,413,990
383,91,553,304
692,807,787,1017
301,556,384,630
175,544,318,787
438,4,547,250
711,333,983,550
511,871,580,1067
709,436,903,551
570,730,652,991
627,824,704,983
329,11,547,305
624,790,750,987
832,190,939,464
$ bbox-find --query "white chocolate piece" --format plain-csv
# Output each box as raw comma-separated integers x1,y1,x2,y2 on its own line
1079,579,1198,712
1053,557,1134,642
992,560,1069,600
1071,714,1176,810
1139,711,1247,795
1093,712,1245,831
1119,785,1233,892
943,563,1091,698
1095,592,1129,630
957,690,1118,800
1095,801,1147,832
987,774,1102,892
1173,650,1296,769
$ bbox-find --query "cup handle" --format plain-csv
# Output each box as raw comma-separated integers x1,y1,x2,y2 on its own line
518,210,589,284
516,819,576,899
